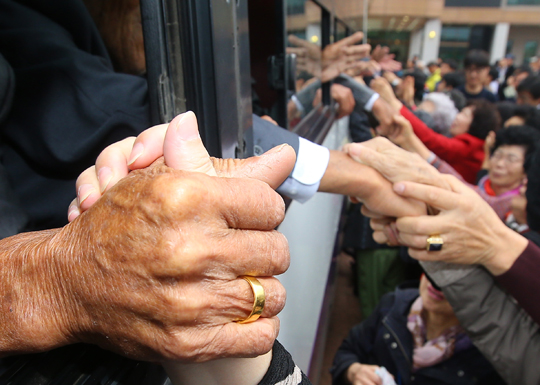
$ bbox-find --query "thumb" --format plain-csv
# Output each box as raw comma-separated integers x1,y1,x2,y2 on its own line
212,144,296,189
163,111,217,176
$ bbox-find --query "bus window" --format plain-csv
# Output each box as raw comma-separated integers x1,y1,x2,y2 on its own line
286,0,322,129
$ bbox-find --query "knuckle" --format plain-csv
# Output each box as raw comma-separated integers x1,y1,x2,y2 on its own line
266,279,287,315
269,231,290,275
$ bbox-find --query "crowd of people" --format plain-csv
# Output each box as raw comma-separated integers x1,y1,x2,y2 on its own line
0,0,540,384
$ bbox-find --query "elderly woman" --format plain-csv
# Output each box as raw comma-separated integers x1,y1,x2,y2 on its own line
344,137,540,384
416,92,458,137
371,78,502,183
330,274,504,385
386,116,540,219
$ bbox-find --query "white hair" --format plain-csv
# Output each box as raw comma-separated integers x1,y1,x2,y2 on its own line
423,92,458,136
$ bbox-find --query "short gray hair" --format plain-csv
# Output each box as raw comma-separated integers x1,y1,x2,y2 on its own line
423,92,458,136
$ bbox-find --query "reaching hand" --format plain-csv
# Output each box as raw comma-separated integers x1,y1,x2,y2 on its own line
58,111,297,362
321,32,371,82
69,112,296,220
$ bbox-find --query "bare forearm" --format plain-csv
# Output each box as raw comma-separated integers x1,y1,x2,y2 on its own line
0,229,73,356
319,150,425,217
319,150,377,198
164,351,272,385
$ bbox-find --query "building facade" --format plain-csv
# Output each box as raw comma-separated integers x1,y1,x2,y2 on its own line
323,0,540,66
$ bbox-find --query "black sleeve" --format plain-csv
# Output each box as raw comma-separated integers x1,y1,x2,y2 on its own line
0,53,14,125
348,111,373,143
0,0,150,177
295,79,322,116
333,74,376,115
258,340,312,385
330,295,391,385
0,0,151,230
246,114,300,158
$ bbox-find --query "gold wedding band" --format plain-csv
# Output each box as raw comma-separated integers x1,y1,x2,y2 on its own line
237,276,265,324
426,234,444,251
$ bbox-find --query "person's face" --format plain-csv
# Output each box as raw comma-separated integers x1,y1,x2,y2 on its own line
450,106,474,136
517,91,540,106
465,65,489,88
419,275,455,316
436,80,449,92
439,63,453,76
428,65,438,74
504,115,526,127
489,144,527,191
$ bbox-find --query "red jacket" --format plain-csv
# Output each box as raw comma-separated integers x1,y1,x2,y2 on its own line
400,105,484,183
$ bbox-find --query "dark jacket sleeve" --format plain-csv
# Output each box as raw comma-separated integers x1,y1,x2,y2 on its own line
330,295,391,385
0,0,150,178
258,340,311,385
496,241,540,326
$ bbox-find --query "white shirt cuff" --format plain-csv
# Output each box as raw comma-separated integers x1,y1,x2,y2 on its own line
276,137,330,203
364,93,380,112
277,178,321,204
291,138,330,185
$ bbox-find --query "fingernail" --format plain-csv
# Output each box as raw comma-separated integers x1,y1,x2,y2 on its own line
128,142,144,166
394,183,405,194
77,184,95,206
97,167,113,193
67,205,80,222
175,111,199,140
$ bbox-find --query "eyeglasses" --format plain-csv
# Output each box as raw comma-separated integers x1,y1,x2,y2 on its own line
491,151,524,165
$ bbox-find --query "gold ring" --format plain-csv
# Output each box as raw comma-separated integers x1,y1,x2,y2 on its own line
426,234,444,251
237,276,265,324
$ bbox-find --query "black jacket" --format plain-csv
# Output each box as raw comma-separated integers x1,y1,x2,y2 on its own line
0,0,150,231
330,287,505,385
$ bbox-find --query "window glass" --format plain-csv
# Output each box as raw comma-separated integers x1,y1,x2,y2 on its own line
524,41,539,63
286,0,322,128
507,0,540,5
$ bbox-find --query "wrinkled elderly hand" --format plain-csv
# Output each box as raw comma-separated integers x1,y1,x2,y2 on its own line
33,112,297,363
388,176,528,275
1,144,294,361
70,113,295,219
343,137,446,246
343,137,448,190
65,160,291,361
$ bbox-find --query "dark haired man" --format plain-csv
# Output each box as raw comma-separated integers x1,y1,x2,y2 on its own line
517,75,540,108
457,50,498,103
440,58,458,76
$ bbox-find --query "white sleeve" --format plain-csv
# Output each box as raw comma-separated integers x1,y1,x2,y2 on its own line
276,137,330,203
363,93,380,112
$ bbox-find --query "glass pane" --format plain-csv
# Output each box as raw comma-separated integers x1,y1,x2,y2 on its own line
524,41,539,63
286,0,322,128
507,0,540,5
335,20,347,42
441,26,471,42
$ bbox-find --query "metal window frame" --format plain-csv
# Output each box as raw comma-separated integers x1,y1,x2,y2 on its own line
140,0,252,159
